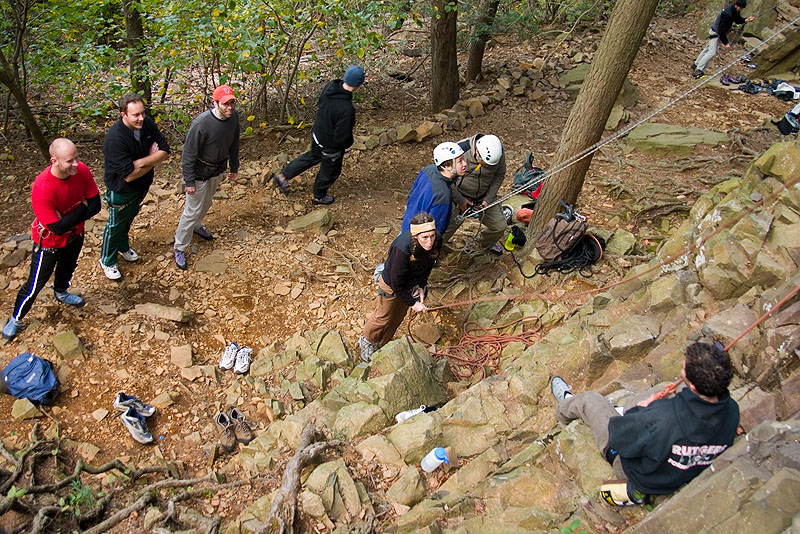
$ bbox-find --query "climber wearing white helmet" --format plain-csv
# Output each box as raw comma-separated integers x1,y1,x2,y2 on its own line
401,141,467,236
445,133,508,256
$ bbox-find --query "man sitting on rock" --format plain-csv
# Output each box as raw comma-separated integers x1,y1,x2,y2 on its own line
551,341,740,504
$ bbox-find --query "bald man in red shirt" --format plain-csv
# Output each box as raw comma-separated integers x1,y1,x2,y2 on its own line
2,138,100,340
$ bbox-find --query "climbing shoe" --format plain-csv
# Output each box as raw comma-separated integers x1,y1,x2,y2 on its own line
312,195,335,206
273,173,290,195
193,226,214,241
600,480,647,506
174,249,187,271
550,376,573,404
692,69,706,80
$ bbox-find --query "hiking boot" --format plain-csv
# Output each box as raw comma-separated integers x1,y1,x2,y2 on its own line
120,248,139,262
120,406,153,444
312,195,335,205
550,376,573,404
233,347,253,374
2,318,22,340
692,69,705,79
54,290,85,307
358,335,376,363
113,392,156,418
193,226,213,241
229,407,255,444
214,411,237,453
273,173,290,195
174,249,187,271
489,243,504,256
99,260,122,280
220,342,239,370
600,480,646,506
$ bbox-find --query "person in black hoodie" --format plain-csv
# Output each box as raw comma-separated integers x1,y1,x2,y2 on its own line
692,0,754,79
551,342,739,503
358,212,442,362
99,93,170,280
273,65,364,205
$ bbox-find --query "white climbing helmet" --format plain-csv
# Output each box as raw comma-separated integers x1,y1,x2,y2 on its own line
476,134,503,165
433,142,464,167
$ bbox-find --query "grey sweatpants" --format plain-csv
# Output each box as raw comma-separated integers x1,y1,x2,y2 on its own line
174,174,221,252
556,391,627,480
694,30,720,72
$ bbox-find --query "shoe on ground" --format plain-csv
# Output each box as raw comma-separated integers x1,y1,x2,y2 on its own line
551,376,573,404
220,342,239,370
99,260,122,280
193,226,213,241
120,248,139,262
54,290,85,308
113,392,156,418
120,406,153,444
489,243,504,256
214,411,237,453
692,69,706,79
229,407,255,444
2,318,22,340
358,335,376,363
312,195,335,206
273,173,290,195
174,249,187,271
234,347,253,374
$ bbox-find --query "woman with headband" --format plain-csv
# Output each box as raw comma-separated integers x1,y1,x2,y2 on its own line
359,212,442,362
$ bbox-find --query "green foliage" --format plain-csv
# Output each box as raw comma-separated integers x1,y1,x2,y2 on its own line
656,0,694,16
560,519,588,534
58,480,96,517
7,486,28,499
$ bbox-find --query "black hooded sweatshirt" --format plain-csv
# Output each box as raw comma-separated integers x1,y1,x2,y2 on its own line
711,4,747,45
311,80,356,152
608,388,739,495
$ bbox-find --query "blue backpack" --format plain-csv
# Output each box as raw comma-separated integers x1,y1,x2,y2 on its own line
1,352,59,405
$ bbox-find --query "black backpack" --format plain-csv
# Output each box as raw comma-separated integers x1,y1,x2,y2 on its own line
535,234,606,278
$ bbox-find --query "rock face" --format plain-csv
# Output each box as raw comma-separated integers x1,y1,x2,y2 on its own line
228,138,800,534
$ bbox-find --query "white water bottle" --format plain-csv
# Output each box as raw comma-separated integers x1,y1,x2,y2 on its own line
420,447,449,472
395,405,426,423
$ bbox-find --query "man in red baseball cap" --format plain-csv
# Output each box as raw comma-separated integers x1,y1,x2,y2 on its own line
172,85,240,270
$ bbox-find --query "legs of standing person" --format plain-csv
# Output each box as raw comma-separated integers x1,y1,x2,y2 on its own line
11,246,58,321
282,142,322,180
174,175,221,252
313,150,343,199
694,33,719,73
363,293,410,348
100,190,145,266
477,203,507,250
52,234,84,293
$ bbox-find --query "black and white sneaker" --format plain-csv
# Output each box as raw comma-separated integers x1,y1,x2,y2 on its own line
119,406,153,444
113,392,156,418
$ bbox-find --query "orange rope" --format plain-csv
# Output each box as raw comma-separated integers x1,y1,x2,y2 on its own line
410,314,542,381
723,282,800,352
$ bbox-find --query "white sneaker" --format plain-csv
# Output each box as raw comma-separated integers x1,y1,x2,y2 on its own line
220,342,239,370
120,248,139,262
99,260,122,280
234,347,253,374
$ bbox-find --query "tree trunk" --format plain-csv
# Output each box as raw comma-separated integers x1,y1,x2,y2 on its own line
431,0,459,112
0,55,48,160
465,0,499,82
122,0,152,105
525,0,659,245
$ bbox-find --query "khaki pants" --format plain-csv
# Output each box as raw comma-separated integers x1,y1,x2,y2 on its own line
442,201,507,250
363,277,410,347
174,174,221,251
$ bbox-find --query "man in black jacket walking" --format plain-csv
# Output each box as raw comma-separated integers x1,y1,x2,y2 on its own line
693,0,754,79
99,93,170,280
273,65,364,205
551,342,739,504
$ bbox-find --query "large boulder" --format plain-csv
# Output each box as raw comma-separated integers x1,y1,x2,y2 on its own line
626,123,729,156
